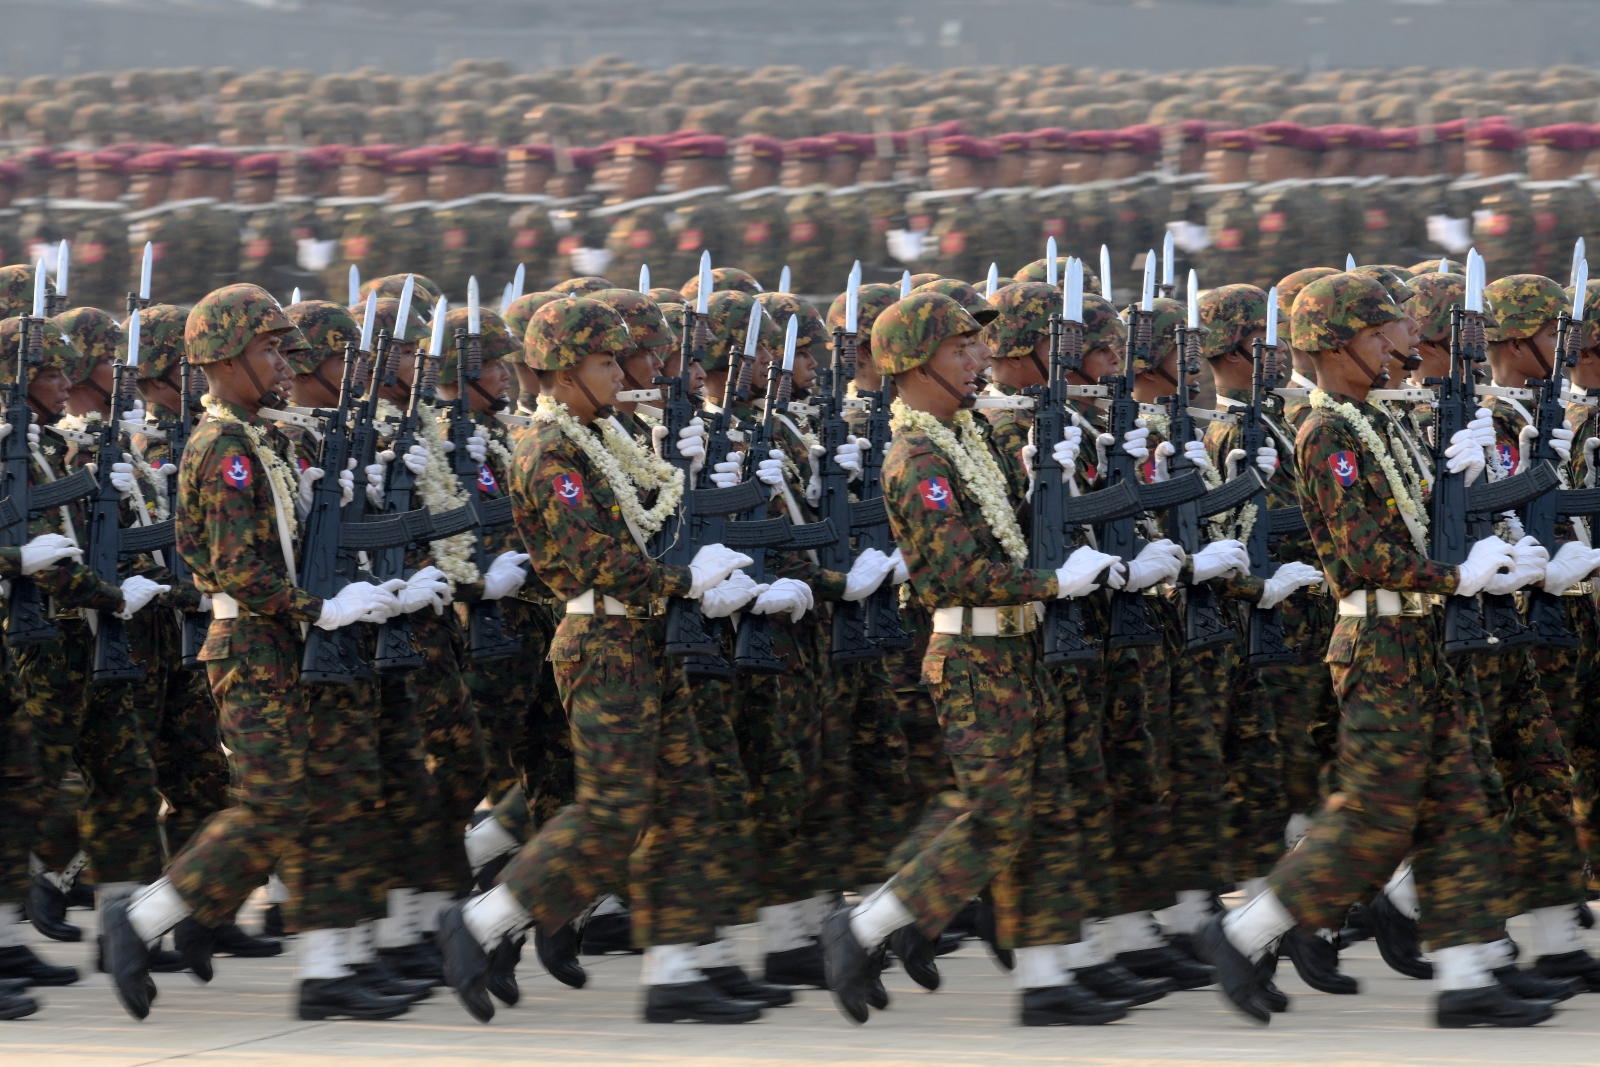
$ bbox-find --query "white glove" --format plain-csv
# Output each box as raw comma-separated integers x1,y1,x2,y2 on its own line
365,461,388,507
1543,541,1600,595
1022,429,1082,498
314,580,401,630
756,449,786,487
887,547,909,585
396,564,451,614
834,436,863,480
1121,421,1150,462
750,576,814,622
26,422,39,451
401,443,428,477
116,574,170,619
482,551,530,601
658,418,707,474
466,435,487,464
295,465,325,519
710,450,743,489
152,461,177,508
1258,561,1324,609
1255,443,1279,478
1225,448,1247,480
1056,544,1124,598
1192,538,1250,583
805,444,826,505
338,464,355,507
110,456,140,500
1445,426,1487,485
1499,509,1527,541
1484,534,1549,595
1456,535,1516,598
687,543,755,598
1516,421,1574,471
842,547,896,602
1183,438,1212,473
700,570,763,619
1586,435,1600,489
1123,539,1185,592
19,532,81,574
1151,440,1176,482
1464,408,1497,449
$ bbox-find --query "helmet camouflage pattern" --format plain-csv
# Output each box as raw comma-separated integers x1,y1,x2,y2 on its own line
911,278,998,325
501,291,565,360
438,306,517,385
1013,256,1100,293
55,306,124,384
280,325,316,376
1408,273,1473,344
285,300,359,375
1275,267,1340,327
1484,274,1567,342
825,283,900,340
1199,283,1268,360
870,292,983,376
1409,258,1464,277
1350,264,1416,307
756,292,827,350
696,290,781,373
1572,280,1600,350
359,273,442,309
0,265,33,320
1145,296,1188,369
984,281,1057,362
551,276,614,296
1289,273,1405,353
523,296,632,371
1079,293,1127,355
0,317,81,386
647,287,686,304
679,266,761,303
591,289,675,353
130,304,189,381
185,283,294,366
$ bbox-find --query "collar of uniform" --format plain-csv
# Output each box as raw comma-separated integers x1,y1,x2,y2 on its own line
977,185,1034,199
433,194,484,211
1156,171,1208,185
653,184,730,207
590,193,664,218
207,396,260,426
277,194,314,204
1449,172,1525,191
208,201,239,211
1254,177,1305,194
548,193,599,209
472,192,505,203
726,184,784,204
1216,386,1251,407
123,196,217,221
1195,180,1255,194
1314,176,1357,187
316,194,390,208
1523,178,1582,190
1353,175,1387,189
1110,171,1158,188
502,193,552,204
907,186,980,204
385,198,439,213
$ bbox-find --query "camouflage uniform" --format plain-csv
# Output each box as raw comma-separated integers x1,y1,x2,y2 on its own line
1451,174,1535,279
659,186,732,287
126,196,209,306
726,185,788,292
907,189,992,286
65,198,130,314
1267,274,1502,949
321,194,394,304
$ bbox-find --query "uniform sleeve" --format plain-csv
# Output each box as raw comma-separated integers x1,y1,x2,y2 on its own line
885,445,1057,607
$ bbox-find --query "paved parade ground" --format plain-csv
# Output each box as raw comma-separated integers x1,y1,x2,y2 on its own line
5,908,1600,1067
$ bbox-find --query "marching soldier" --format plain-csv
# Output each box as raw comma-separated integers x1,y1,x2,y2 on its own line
657,134,732,285
726,136,788,290
234,153,301,295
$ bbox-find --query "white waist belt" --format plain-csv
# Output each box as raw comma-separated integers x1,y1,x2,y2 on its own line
565,589,664,618
1337,589,1430,618
931,604,1036,637
209,593,254,620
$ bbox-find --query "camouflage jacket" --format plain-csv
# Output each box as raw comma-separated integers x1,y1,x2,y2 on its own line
1524,180,1599,282
781,186,839,294
175,396,320,621
907,188,990,284
127,198,214,305
320,196,393,304
235,202,299,290
64,201,129,312
1254,180,1334,288
503,194,555,290
1195,182,1265,290
659,186,732,286
1452,174,1534,278
596,197,671,293
431,196,496,301
23,432,122,611
725,186,787,290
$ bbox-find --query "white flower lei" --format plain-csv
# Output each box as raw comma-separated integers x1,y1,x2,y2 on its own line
482,424,515,473
890,397,1029,565
415,408,479,588
201,395,299,538
1310,388,1429,553
532,394,684,536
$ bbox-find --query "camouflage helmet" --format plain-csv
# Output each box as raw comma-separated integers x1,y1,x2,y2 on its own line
501,291,565,360
590,289,675,353
825,282,900,340
1408,273,1474,345
1484,274,1568,343
1199,284,1268,359
523,296,633,371
185,284,294,366
1409,258,1464,277
1275,267,1340,328
280,326,316,376
907,273,942,289
0,265,34,320
438,307,518,386
1145,296,1189,370
870,292,983,376
54,306,124,385
1573,280,1600,351
1012,257,1100,293
911,279,998,326
0,317,80,386
647,287,686,304
1079,293,1128,355
696,290,782,373
360,299,428,343
359,273,442,309
984,282,1056,362
284,300,360,375
1350,264,1417,308
1289,273,1406,353
129,304,189,381
551,276,614,296
679,266,760,303
756,292,827,351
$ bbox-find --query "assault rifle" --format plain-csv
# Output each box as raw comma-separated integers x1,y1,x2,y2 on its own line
0,310,55,648
85,345,142,682
815,308,880,664
167,346,209,668
1099,296,1160,648
1239,328,1297,666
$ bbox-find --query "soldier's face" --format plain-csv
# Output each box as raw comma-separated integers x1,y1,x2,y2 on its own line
990,351,1042,391
618,346,662,391
928,155,977,191
919,333,981,407
1076,344,1121,385
66,359,116,418
473,358,511,413
1379,314,1421,362
1340,325,1397,386
791,345,817,391
290,352,345,408
242,331,291,392
27,367,70,419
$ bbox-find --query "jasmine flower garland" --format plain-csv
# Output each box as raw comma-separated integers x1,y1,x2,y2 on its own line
1310,388,1428,553
890,397,1028,566
533,395,683,536
202,394,299,538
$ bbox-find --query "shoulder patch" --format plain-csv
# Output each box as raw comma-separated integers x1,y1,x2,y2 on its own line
918,475,952,511
1497,443,1518,471
1329,450,1358,487
478,464,500,495
222,453,254,490
553,471,585,507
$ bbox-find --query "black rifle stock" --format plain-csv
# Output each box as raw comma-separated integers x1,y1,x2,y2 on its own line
1098,307,1159,648
1518,309,1581,647
166,349,209,668
1242,338,1296,666
1,316,55,648
450,326,520,663
85,361,141,682
818,325,878,664
370,339,429,674
852,338,911,651
1167,322,1234,651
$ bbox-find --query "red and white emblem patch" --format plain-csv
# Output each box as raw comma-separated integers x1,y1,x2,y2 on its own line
553,472,584,507
222,454,253,490
1329,450,1358,487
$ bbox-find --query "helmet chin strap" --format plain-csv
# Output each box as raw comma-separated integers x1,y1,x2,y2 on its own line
570,372,613,423
237,354,279,409
921,364,977,409
1339,345,1390,388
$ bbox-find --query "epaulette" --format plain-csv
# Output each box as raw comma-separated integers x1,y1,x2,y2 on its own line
384,198,438,214
726,185,784,204
315,194,390,209
1448,172,1526,192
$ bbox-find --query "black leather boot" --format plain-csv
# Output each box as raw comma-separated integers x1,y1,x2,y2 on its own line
1193,917,1270,1025
262,903,285,938
353,959,434,1003
763,941,825,987
435,902,494,1023
643,980,762,1023
1255,949,1288,1013
1282,925,1359,995
173,918,216,983
1494,964,1581,1003
297,975,411,1021
1073,961,1172,1006
971,895,1014,972
1019,984,1129,1026
0,987,36,1020
820,911,880,1024
1532,949,1600,992
704,963,794,1007
486,933,522,1006
1436,984,1555,1027
580,908,639,954
889,924,940,991
101,898,153,1020
23,876,80,942
377,941,444,984
1116,942,1216,990
535,920,586,988
0,945,78,987
1366,892,1431,980
213,922,283,957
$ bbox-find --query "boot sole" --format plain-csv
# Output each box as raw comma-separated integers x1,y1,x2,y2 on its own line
645,1006,762,1023
1438,1007,1554,1028
1022,1008,1128,1026
298,1005,409,1021
8,972,78,987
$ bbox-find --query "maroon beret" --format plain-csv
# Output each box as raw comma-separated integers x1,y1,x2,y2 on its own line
613,136,669,166
928,135,996,161
1468,122,1526,152
784,137,835,162
236,152,280,179
670,134,728,160
508,143,555,165
1207,128,1258,152
1529,123,1592,152
739,134,785,162
1028,127,1072,152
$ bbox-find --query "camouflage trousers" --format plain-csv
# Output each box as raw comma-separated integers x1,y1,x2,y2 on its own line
1222,651,1281,883
1531,596,1600,884
499,614,719,947
375,660,462,900
0,687,30,902
462,598,556,806
412,611,487,883
1270,617,1503,950
889,634,1082,949
1161,637,1232,897
280,675,384,932
167,616,309,928
884,607,956,877
836,654,913,885
670,652,756,923
1476,645,1583,914
11,618,160,885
